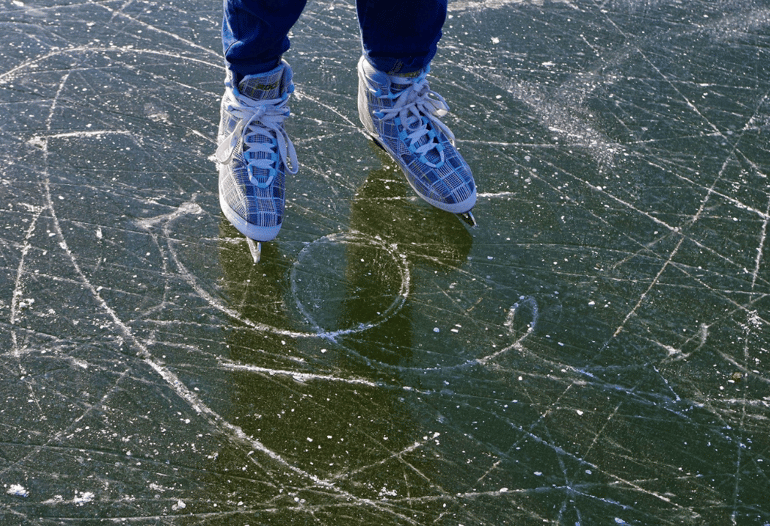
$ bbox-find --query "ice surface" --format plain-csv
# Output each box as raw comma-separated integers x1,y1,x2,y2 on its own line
1,0,769,524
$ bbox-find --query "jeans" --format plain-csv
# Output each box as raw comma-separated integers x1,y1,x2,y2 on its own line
222,0,447,79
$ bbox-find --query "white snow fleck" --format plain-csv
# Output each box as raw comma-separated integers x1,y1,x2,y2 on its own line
74,491,95,504
379,485,397,497
7,484,29,497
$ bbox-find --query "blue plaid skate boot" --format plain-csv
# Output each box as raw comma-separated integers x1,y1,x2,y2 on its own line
216,60,298,260
357,56,477,225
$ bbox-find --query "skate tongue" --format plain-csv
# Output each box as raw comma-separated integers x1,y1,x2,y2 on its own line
238,64,289,100
239,76,281,100
388,71,423,94
390,69,422,81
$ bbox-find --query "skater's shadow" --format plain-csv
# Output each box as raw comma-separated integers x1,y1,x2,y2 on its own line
352,142,474,267
211,153,477,488
328,152,473,366
216,145,474,367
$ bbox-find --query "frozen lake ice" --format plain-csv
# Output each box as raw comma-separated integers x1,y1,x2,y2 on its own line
1,0,769,523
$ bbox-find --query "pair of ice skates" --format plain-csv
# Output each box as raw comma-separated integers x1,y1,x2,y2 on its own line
216,56,477,262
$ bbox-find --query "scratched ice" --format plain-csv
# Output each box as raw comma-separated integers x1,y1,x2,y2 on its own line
1,0,769,524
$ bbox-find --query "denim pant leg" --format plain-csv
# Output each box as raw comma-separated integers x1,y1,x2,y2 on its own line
222,0,307,79
356,0,447,74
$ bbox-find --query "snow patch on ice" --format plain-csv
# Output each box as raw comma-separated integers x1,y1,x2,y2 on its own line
7,484,29,498
74,491,95,505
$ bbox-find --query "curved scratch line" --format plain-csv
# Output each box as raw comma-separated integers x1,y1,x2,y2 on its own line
10,206,45,364
289,231,410,336
161,215,410,340
38,71,335,493
10,205,44,326
477,298,538,365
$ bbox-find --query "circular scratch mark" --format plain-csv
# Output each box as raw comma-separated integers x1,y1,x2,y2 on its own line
161,208,411,340
290,231,410,338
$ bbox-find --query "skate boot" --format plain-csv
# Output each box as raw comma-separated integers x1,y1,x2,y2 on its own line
357,56,476,225
216,60,298,262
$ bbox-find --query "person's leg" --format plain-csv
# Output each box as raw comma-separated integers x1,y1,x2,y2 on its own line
218,0,305,251
356,0,446,74
222,0,307,80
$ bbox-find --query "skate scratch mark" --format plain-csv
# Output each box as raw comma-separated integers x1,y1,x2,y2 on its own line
730,190,768,522
153,206,314,339
0,46,219,84
10,204,44,361
492,375,681,509
37,70,342,496
327,433,451,498
219,359,378,387
509,415,678,506
9,203,46,414
477,297,538,365
527,152,763,280
27,130,134,146
449,0,579,13
657,323,709,363
0,366,132,479
611,235,685,340
751,197,770,291
290,231,410,338
158,221,411,340
46,189,341,498
0,72,138,479
162,213,489,374
477,191,517,198
88,0,220,59
607,115,748,343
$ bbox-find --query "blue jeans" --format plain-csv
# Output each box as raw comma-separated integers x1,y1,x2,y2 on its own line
222,0,447,79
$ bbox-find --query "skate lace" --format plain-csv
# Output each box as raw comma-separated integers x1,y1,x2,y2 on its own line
215,89,299,188
372,71,454,168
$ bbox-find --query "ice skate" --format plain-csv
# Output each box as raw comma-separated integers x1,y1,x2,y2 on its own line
357,56,477,225
216,60,298,263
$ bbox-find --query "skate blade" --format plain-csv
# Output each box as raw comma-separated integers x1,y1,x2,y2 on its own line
371,137,386,151
245,237,261,264
457,210,477,227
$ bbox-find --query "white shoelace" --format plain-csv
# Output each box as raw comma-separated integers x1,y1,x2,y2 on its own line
373,75,455,168
216,88,299,188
